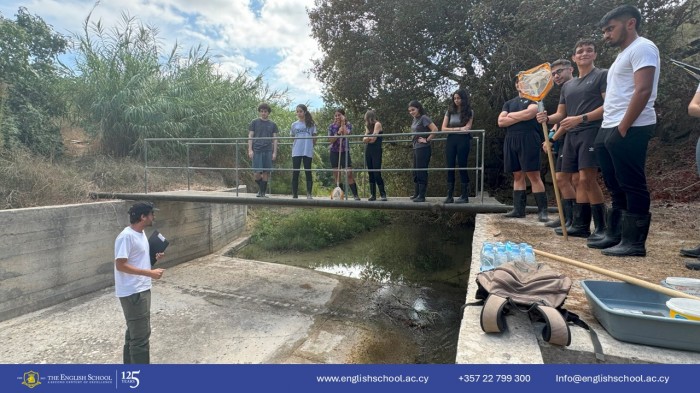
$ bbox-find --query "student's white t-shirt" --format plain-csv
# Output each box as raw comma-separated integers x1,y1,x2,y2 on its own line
602,36,660,128
114,227,152,297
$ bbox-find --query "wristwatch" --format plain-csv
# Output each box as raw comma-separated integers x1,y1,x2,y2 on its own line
581,114,588,123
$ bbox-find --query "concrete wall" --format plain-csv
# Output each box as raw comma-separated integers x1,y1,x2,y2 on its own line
0,200,246,322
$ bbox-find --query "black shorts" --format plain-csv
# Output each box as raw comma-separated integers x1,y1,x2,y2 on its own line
330,151,352,168
561,128,599,173
504,131,541,173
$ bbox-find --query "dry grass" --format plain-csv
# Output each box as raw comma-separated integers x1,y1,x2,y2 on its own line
0,148,226,210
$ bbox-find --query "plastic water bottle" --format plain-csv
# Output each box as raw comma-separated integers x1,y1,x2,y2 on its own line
480,243,495,271
522,245,537,265
494,244,508,268
507,242,521,263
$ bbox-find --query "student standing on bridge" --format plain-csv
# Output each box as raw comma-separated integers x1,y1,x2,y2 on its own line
363,109,387,201
114,202,165,364
248,103,279,198
291,104,318,199
328,108,360,200
441,88,474,204
408,100,438,203
498,80,548,221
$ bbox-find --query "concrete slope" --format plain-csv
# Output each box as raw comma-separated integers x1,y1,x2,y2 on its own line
0,254,360,364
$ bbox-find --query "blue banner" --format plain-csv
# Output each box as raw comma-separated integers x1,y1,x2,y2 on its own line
0,364,692,393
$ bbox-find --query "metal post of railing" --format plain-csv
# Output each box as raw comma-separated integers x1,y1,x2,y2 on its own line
235,140,239,196
481,130,485,203
144,140,149,194
186,144,191,191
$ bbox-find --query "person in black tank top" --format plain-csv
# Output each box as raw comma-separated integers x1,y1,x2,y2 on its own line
363,110,387,201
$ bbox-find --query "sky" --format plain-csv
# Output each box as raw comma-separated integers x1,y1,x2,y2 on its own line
0,0,325,109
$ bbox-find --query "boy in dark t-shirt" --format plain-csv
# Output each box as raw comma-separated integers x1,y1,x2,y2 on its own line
498,81,548,221
537,39,608,244
248,103,279,197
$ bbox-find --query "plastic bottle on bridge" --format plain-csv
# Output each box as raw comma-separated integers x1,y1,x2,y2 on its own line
480,243,495,271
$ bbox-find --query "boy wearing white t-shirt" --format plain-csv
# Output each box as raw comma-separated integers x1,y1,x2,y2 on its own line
594,5,659,257
115,202,165,364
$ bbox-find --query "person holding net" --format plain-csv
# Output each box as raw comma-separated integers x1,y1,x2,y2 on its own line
498,79,549,221
537,39,608,243
541,59,577,229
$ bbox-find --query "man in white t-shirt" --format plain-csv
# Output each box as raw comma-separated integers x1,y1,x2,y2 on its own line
594,5,659,257
115,202,165,364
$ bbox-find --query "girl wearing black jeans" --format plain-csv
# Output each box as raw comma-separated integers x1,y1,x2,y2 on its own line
441,89,474,203
363,110,386,201
408,100,438,202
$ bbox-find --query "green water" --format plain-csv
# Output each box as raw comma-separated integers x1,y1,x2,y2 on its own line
236,214,473,287
232,213,474,363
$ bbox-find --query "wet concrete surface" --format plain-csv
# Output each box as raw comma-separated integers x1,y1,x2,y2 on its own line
0,251,463,364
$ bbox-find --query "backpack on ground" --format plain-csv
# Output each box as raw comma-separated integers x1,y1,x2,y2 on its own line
473,261,603,358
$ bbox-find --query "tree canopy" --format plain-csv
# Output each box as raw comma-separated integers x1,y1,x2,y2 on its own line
309,0,700,142
0,7,69,156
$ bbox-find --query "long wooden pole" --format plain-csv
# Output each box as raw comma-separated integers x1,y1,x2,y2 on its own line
538,102,567,240
534,248,700,301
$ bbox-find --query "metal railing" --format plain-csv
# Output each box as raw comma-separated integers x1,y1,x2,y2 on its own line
143,130,486,203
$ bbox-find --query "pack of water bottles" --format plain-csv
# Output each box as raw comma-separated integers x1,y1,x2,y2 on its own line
479,241,536,272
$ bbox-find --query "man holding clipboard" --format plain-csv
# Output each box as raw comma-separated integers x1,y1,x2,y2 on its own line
114,202,166,364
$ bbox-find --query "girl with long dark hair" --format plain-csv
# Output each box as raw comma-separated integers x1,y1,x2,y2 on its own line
441,89,474,203
408,100,438,202
290,104,317,199
363,110,386,201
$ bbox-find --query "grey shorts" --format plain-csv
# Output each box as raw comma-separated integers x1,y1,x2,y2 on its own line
253,150,273,173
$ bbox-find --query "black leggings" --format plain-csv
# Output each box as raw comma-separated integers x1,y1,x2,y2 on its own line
445,134,471,185
365,146,384,186
292,156,313,194
413,146,431,185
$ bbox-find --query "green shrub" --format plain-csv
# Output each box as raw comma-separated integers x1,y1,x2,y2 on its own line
250,208,389,251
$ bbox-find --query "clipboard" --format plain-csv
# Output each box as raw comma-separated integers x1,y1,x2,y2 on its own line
148,230,169,266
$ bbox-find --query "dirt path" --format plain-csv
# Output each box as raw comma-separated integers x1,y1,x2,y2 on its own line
487,202,700,321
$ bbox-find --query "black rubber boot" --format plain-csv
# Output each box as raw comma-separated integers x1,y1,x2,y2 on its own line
444,183,454,204
545,198,573,228
555,202,591,238
410,184,419,200
504,190,526,218
413,184,427,202
368,182,377,201
259,180,268,198
587,203,607,242
680,244,700,258
601,212,651,257
534,192,548,222
587,208,623,249
455,183,469,204
349,183,360,201
306,180,313,199
686,261,700,270
378,183,387,201
256,179,263,197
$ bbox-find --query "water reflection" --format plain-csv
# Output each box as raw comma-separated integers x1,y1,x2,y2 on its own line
244,219,474,287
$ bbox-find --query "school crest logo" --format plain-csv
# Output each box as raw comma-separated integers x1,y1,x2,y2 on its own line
22,371,41,388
